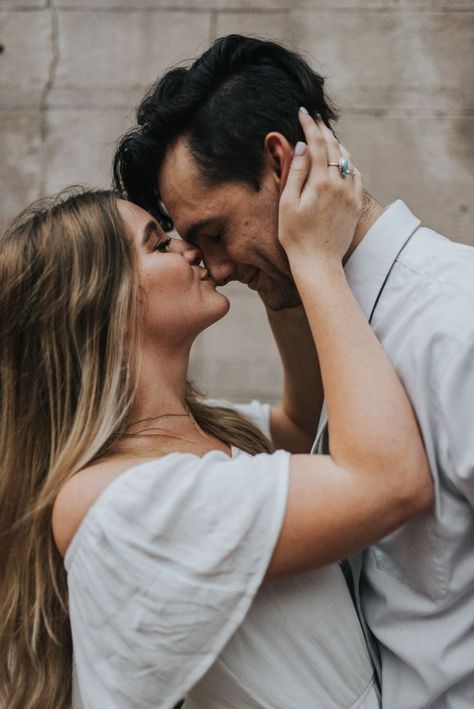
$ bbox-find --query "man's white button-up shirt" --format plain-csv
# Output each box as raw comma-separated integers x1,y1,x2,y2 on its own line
339,200,474,708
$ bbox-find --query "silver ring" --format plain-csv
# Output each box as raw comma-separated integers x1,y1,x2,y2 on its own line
327,156,352,178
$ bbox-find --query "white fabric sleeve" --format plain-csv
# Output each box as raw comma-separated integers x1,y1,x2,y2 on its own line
205,398,272,440
65,449,289,709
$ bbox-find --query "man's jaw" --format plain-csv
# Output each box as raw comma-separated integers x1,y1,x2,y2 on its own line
241,269,260,291
208,267,258,289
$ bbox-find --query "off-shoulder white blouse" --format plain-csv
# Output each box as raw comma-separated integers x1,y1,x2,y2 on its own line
66,401,379,708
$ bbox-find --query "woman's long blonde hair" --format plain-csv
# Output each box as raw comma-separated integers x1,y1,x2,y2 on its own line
0,188,273,708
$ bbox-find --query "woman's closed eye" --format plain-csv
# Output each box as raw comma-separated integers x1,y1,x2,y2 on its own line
151,237,172,253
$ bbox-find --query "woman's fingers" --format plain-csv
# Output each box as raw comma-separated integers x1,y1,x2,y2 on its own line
296,112,361,194
278,109,362,259
338,142,354,177
298,110,352,191
352,168,364,205
282,139,311,204
338,142,363,202
298,109,328,180
317,118,342,182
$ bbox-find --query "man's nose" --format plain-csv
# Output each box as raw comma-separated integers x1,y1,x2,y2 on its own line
204,257,234,286
204,257,235,286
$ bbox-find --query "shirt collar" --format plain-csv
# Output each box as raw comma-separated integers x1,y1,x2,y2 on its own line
344,200,421,321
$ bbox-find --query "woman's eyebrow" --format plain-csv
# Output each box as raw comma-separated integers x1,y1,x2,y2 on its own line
142,220,160,245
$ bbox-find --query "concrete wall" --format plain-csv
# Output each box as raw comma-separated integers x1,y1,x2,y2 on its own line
1,1,473,403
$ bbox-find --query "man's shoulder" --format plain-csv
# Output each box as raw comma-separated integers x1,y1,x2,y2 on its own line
397,225,474,298
385,223,474,334
375,225,474,386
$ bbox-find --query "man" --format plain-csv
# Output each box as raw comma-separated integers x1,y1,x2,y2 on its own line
113,35,474,708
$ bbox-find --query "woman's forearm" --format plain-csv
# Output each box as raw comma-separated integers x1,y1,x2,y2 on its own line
264,256,432,579
291,257,422,475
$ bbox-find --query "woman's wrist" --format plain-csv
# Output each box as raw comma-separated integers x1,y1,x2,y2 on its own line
287,249,345,285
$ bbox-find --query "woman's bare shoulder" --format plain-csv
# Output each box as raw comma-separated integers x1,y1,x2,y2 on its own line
52,456,156,559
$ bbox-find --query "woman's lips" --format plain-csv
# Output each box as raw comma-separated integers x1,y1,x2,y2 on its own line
198,268,217,286
197,267,211,281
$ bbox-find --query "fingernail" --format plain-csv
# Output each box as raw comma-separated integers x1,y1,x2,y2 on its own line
299,106,309,115
294,141,307,156
315,113,322,121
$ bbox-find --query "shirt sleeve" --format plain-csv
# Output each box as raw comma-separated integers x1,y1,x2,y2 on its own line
436,338,474,507
205,398,272,440
65,449,289,708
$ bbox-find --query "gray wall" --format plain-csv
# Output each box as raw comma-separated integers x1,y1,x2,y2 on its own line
1,0,473,403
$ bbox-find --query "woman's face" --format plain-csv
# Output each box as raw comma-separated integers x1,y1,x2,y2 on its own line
117,200,229,343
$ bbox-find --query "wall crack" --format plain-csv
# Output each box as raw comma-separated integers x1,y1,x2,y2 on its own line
39,0,60,195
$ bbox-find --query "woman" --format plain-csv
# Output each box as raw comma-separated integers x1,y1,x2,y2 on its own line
0,115,432,709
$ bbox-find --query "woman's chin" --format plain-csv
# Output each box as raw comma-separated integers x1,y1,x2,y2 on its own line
192,295,230,337
218,293,231,316
205,294,230,326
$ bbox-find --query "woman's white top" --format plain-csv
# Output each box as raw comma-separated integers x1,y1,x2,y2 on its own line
67,401,379,709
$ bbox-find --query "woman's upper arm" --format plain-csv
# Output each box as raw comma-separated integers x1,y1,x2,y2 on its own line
54,446,431,593
61,452,290,704
52,462,131,558
265,452,433,581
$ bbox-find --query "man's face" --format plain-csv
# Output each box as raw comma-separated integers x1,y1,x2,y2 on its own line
158,137,301,310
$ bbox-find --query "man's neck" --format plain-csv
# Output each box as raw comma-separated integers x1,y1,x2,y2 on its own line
344,191,385,263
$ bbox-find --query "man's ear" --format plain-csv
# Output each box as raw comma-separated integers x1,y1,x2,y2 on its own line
263,132,294,195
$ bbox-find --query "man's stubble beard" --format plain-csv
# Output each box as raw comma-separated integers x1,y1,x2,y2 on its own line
259,191,383,311
259,275,302,311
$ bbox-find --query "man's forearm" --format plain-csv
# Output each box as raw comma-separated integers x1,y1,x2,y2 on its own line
267,303,323,438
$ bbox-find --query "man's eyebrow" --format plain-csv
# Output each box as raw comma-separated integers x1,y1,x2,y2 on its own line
142,220,160,246
183,219,216,245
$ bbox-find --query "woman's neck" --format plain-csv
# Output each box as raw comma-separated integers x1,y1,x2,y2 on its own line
111,341,231,459
133,340,191,422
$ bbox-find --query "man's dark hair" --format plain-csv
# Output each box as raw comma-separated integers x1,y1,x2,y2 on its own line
113,34,338,230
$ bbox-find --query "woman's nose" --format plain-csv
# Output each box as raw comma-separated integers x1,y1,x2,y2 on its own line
170,237,203,266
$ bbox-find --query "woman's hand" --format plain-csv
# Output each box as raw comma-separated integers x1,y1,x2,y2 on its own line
278,109,363,270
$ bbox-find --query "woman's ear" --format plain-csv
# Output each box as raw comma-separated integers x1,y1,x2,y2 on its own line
263,132,294,195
